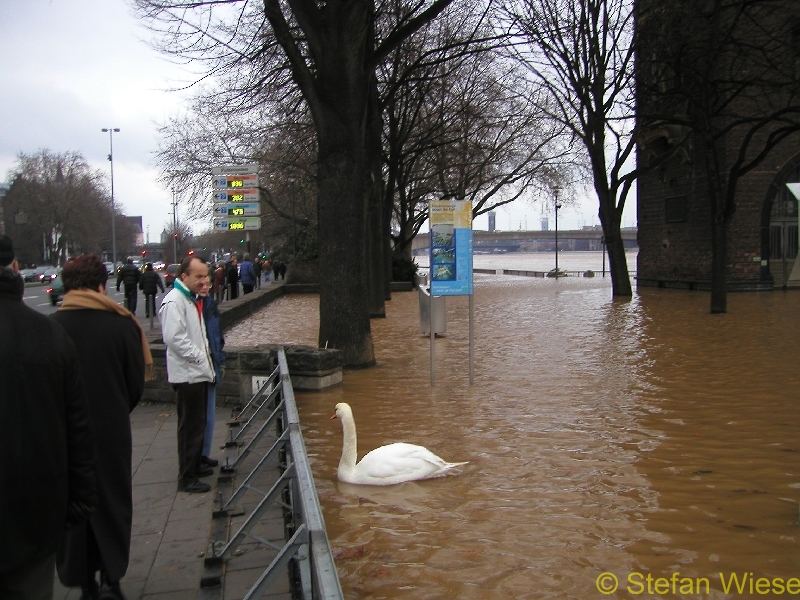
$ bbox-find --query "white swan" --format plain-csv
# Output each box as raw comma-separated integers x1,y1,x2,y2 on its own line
331,402,468,486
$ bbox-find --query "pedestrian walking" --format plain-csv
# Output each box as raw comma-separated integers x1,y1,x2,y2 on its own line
139,262,164,318
53,254,152,600
253,257,262,289
226,256,240,300
272,260,280,282
116,259,141,314
240,253,256,294
213,262,226,304
197,277,226,468
262,259,271,283
159,256,216,494
278,260,287,280
0,235,98,600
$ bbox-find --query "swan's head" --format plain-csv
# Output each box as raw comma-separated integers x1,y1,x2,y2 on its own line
330,402,353,420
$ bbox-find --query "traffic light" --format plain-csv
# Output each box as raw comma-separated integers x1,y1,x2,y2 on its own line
188,249,194,256
173,232,179,238
141,249,146,257
240,239,245,244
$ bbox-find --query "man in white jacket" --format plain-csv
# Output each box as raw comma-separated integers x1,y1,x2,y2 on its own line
159,256,215,493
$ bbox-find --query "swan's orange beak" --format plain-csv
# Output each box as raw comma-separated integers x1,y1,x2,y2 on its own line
329,411,338,420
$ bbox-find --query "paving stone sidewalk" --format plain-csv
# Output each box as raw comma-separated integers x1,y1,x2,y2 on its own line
53,402,291,600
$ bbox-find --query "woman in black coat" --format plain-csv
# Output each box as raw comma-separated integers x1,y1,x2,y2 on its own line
51,255,151,600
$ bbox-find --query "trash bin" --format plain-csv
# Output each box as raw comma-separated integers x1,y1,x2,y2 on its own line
418,281,446,335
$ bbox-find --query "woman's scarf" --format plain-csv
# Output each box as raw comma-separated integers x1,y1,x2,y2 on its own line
58,288,155,382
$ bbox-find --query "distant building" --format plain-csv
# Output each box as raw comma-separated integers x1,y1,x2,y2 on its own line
540,217,548,231
635,0,800,290
488,211,496,232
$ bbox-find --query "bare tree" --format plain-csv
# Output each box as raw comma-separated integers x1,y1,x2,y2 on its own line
503,0,639,296
134,0,459,366
381,6,573,260
637,0,800,313
4,150,111,265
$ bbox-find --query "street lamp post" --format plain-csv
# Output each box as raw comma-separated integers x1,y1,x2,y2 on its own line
102,128,120,265
171,189,179,263
553,186,562,278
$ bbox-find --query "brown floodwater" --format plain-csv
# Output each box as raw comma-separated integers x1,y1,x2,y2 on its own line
226,271,800,599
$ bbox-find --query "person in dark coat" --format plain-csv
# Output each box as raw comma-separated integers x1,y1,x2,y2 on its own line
0,236,98,600
253,257,262,289
226,256,240,299
213,262,226,303
239,253,256,294
198,276,226,466
139,262,165,318
116,258,141,314
272,259,280,281
52,254,152,600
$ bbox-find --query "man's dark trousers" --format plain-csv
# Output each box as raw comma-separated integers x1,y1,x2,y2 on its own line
124,284,138,314
175,382,208,486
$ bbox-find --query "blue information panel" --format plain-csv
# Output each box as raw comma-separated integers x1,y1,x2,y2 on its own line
430,199,473,296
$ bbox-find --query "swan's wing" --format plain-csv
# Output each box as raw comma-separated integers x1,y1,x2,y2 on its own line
356,442,457,483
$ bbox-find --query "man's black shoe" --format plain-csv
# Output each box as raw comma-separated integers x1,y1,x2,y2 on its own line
196,465,214,477
178,480,211,493
201,455,219,467
80,580,100,600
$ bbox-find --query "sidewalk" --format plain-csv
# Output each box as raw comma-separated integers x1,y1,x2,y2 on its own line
52,402,290,600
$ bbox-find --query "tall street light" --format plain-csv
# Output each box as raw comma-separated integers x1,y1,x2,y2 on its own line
102,128,120,265
553,186,562,278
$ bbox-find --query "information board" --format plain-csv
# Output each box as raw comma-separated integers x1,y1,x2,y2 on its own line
213,217,262,231
429,199,473,296
213,202,260,217
211,164,261,230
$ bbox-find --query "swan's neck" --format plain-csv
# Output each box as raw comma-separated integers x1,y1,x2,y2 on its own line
339,412,358,471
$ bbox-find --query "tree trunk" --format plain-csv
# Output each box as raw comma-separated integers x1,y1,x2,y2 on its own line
317,144,375,367
596,177,632,296
710,213,728,313
603,227,632,297
366,76,388,317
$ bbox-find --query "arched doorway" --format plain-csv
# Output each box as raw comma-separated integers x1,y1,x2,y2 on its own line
765,159,800,286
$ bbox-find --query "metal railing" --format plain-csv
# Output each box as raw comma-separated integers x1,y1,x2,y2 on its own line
208,347,343,600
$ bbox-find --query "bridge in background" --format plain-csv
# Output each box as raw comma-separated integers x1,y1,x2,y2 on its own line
411,228,638,254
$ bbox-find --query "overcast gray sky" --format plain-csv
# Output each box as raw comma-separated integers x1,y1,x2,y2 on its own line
0,0,195,241
0,0,634,240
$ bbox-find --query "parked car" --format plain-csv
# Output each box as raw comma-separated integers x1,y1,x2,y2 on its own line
163,263,180,287
46,276,65,306
39,267,61,283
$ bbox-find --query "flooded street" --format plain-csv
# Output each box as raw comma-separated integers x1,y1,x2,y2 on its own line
226,254,800,599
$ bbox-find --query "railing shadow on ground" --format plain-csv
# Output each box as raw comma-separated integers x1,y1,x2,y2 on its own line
202,347,343,600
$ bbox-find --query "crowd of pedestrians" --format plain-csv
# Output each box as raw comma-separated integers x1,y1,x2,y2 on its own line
107,253,286,319
1,236,152,600
0,238,290,600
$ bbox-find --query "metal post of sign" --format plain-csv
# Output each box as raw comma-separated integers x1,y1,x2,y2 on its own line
429,291,435,386
469,294,474,385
